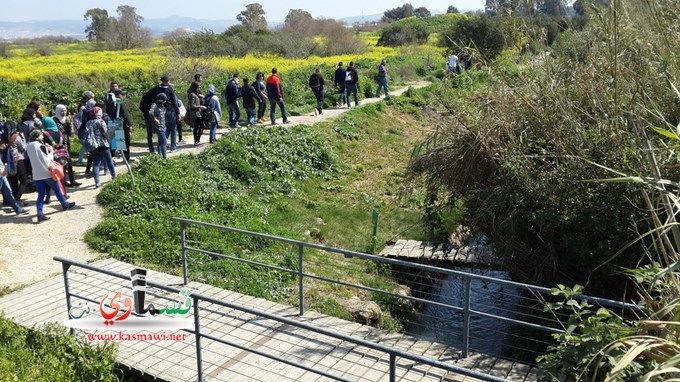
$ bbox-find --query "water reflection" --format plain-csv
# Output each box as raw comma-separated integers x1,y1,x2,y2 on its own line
407,267,520,356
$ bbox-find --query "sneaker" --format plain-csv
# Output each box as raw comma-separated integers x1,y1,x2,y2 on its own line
95,183,101,188
63,202,76,211
173,148,182,153
37,215,50,223
179,140,186,144
356,102,360,106
271,121,277,125
313,108,318,116
234,123,242,128
16,208,29,215
283,120,291,124
318,109,322,115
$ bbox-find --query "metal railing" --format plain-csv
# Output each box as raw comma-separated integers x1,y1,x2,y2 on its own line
174,217,641,362
54,256,510,382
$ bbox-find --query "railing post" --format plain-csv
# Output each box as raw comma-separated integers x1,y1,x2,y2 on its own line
181,222,189,286
462,276,472,358
193,296,204,382
61,262,74,335
389,353,396,382
298,244,305,316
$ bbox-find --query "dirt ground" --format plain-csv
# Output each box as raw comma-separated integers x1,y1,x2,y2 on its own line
0,82,429,291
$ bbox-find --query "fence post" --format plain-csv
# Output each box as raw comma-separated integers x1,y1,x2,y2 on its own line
181,222,188,286
193,296,204,382
389,353,396,382
61,262,74,335
298,244,305,316
462,276,472,358
371,209,379,254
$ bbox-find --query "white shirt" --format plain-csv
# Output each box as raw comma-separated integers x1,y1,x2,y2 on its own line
448,54,459,69
26,141,52,181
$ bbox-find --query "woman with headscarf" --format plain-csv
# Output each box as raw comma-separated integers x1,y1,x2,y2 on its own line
204,84,222,143
26,129,76,223
41,116,69,203
188,82,207,146
85,106,116,188
53,104,80,187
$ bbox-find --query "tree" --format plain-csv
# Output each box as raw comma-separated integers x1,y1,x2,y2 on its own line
382,3,415,23
484,0,520,16
237,3,268,31
447,6,460,13
84,8,110,43
414,7,431,17
440,15,506,60
283,9,314,33
537,0,567,16
107,5,152,50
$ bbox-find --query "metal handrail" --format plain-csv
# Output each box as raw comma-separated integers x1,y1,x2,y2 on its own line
54,256,509,382
173,218,641,358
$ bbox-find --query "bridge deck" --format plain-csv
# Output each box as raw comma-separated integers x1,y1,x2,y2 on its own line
379,240,496,266
0,258,536,381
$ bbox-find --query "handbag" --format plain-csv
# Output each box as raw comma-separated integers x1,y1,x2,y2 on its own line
53,145,69,165
48,161,64,181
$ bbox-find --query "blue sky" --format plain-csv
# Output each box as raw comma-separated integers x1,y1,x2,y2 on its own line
0,0,485,22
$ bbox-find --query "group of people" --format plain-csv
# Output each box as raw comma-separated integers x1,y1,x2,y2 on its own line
0,59,394,223
1,99,80,223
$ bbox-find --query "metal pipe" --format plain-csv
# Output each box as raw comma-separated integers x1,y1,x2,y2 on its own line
298,244,304,316
193,297,203,382
181,221,188,286
61,262,73,335
462,277,471,358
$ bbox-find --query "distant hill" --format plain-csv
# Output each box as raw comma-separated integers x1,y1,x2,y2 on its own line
0,10,481,41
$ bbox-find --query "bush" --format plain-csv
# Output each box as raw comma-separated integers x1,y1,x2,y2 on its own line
439,15,507,61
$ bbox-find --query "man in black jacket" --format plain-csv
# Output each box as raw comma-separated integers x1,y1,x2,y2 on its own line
344,61,360,108
309,68,325,115
139,75,180,153
333,62,346,107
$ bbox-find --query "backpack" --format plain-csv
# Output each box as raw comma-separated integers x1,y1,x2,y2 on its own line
345,70,353,82
78,120,98,152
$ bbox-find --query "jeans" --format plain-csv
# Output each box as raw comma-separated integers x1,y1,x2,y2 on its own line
209,120,218,142
257,98,267,120
313,89,324,112
245,107,256,125
156,130,168,158
35,178,68,216
337,83,346,105
91,147,116,186
376,77,389,97
228,103,240,127
1,176,20,212
145,118,155,153
269,99,288,124
345,84,358,106
192,118,205,144
165,110,178,150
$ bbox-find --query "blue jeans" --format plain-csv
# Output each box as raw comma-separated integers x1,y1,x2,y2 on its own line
269,99,287,124
165,110,178,150
1,176,21,212
245,107,256,125
337,83,346,105
376,77,389,97
91,147,116,186
313,89,324,111
156,130,168,159
345,84,358,106
228,103,240,127
209,120,218,143
145,118,155,153
35,178,68,216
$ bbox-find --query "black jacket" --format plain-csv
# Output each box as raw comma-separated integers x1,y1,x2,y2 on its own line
140,85,179,119
241,84,258,109
334,67,346,86
309,73,325,91
344,66,359,85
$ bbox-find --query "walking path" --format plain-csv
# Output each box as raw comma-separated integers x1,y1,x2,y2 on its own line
0,82,428,291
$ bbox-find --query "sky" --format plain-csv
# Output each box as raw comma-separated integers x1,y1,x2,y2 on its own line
0,0,486,22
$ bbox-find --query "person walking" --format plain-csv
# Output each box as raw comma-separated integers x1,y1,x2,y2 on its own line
334,62,347,107
309,68,325,116
375,60,389,98
254,72,268,124
240,77,258,126
85,107,116,187
204,85,222,143
187,81,208,146
53,104,81,187
149,93,168,159
139,75,180,153
344,61,360,108
266,68,289,125
224,74,241,129
26,129,76,223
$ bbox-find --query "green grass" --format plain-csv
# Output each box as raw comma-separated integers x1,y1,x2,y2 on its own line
0,316,119,382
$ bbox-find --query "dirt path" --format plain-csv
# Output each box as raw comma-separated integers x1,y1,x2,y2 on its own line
0,81,430,291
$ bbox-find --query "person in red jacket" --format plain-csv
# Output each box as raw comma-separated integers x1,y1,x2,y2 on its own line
265,68,290,125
